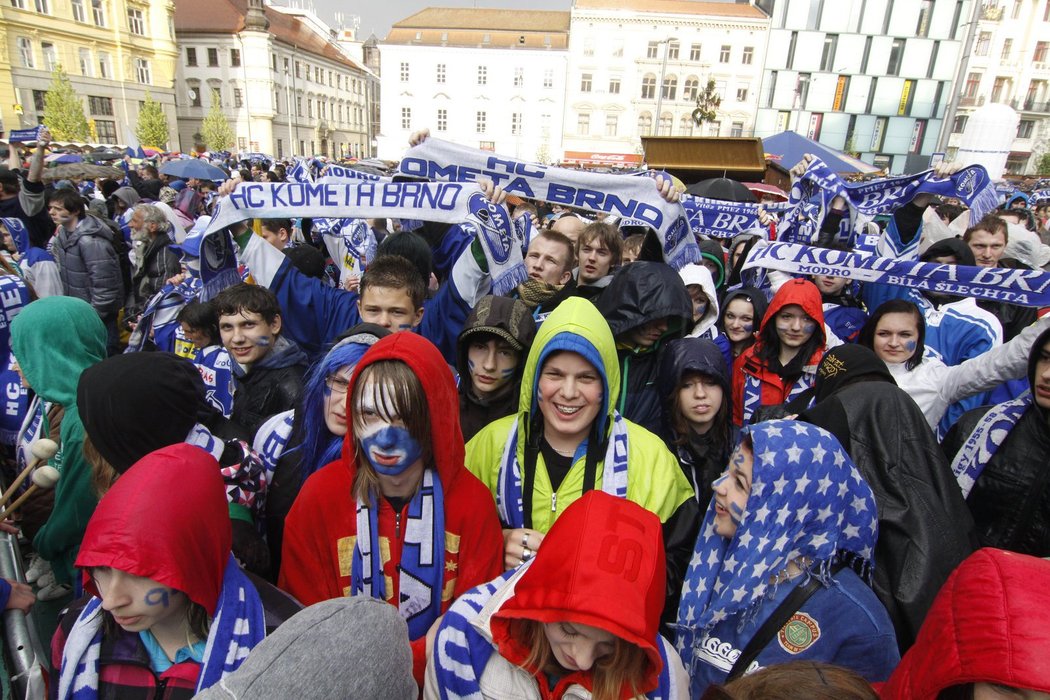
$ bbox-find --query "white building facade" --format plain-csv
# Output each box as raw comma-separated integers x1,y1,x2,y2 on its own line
754,0,968,174
174,0,376,159
947,0,1050,175
377,8,570,162
562,0,770,166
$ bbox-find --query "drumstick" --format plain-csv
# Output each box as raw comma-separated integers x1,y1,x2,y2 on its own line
0,439,58,510
0,465,60,521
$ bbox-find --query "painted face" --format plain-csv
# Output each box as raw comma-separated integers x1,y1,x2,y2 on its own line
525,237,572,286
91,566,191,634
543,621,616,672
578,239,613,284
687,285,709,324
1033,340,1050,410
0,224,16,254
179,322,213,349
677,371,723,433
711,441,753,539
812,274,849,296
872,312,920,365
628,317,670,349
219,310,281,369
702,259,721,285
972,683,1050,700
467,336,519,397
48,202,75,228
323,364,354,436
774,304,816,349
357,286,423,332
968,229,1007,268
537,351,603,450
355,381,423,477
722,298,755,344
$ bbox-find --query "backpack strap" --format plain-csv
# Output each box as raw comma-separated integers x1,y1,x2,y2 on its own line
727,561,845,680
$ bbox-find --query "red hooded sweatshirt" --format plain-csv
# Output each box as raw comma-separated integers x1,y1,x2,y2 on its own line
489,490,668,699
279,332,504,684
732,278,826,425
880,548,1050,699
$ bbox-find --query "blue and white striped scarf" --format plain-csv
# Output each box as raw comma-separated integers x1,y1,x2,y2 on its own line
496,411,629,529
352,467,446,640
57,556,264,699
739,365,816,426
950,393,1031,498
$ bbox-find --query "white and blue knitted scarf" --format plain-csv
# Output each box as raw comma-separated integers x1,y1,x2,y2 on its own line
950,393,1031,498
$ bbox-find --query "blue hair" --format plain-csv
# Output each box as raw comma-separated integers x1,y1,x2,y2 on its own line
294,341,371,477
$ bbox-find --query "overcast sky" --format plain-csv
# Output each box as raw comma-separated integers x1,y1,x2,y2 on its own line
303,0,573,40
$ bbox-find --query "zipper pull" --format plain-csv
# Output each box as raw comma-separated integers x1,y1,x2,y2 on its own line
551,493,557,512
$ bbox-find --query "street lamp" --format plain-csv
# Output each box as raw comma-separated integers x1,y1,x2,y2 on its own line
653,37,678,136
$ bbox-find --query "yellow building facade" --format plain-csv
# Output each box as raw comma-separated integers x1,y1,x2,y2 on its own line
0,0,178,146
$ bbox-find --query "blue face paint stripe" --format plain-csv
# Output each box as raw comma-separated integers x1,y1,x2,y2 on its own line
144,588,170,607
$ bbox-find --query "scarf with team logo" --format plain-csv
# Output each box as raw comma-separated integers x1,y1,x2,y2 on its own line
950,393,1031,498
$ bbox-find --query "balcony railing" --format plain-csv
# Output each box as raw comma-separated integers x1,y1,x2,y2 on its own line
980,3,1004,20
1011,98,1050,112
959,95,986,107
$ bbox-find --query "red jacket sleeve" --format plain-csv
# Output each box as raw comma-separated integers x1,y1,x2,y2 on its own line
278,466,351,605
445,471,504,604
732,352,747,426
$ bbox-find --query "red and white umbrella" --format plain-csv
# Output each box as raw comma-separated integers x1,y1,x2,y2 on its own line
744,182,789,202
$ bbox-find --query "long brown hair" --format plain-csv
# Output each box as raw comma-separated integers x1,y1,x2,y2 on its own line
83,432,119,498
513,619,651,700
349,359,431,502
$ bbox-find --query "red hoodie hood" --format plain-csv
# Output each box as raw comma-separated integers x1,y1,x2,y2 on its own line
881,548,1050,699
342,332,465,487
758,278,826,344
490,491,666,697
77,444,231,614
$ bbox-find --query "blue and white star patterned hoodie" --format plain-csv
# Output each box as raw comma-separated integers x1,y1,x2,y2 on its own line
674,420,899,694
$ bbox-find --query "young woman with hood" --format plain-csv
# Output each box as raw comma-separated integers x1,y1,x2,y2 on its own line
426,491,690,700
279,332,504,685
717,288,768,367
657,338,737,511
675,420,899,694
465,297,698,624
732,279,827,425
51,444,269,699
879,548,1050,700
456,295,536,441
678,265,729,353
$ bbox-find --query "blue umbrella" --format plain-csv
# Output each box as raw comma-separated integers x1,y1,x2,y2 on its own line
159,159,228,181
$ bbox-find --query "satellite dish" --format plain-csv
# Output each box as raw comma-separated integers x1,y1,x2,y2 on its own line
188,88,198,101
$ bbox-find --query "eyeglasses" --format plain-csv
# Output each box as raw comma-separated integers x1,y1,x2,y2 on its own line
324,374,351,395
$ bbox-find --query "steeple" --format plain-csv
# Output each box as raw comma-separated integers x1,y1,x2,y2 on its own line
245,0,269,31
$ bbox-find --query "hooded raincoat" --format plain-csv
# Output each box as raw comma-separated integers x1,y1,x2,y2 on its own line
425,491,690,700
466,298,698,622
279,332,504,684
11,297,106,584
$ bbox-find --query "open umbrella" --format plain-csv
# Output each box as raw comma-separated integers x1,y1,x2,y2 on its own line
685,177,758,203
45,153,83,165
41,163,124,182
160,159,228,181
744,182,789,202
83,149,125,162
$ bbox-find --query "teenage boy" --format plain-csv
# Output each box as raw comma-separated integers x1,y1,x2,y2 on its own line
213,283,308,439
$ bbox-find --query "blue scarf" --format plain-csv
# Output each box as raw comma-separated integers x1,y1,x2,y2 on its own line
351,468,446,640
496,411,630,529
739,364,816,426
681,196,789,241
57,556,265,699
126,276,203,353
950,393,1032,498
675,420,877,672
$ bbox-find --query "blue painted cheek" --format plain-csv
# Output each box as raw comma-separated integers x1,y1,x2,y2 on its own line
397,324,412,331
254,336,271,347
729,502,745,526
905,340,917,352
499,367,515,378
741,324,753,333
801,322,816,334
144,588,170,607
360,425,423,476
467,359,476,374
712,474,728,490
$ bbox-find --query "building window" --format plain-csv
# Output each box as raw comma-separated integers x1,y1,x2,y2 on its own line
436,108,447,131
680,114,693,135
294,61,300,78
708,120,721,136
583,39,594,57
667,40,679,60
683,77,699,101
186,48,197,67
540,113,551,138
689,44,702,61
79,47,92,76
476,110,487,133
719,45,731,63
606,114,618,136
91,0,105,26
612,41,624,57
94,120,117,142
577,112,590,135
1036,42,1049,62
975,32,990,56
41,42,56,71
543,69,553,88
609,77,621,94
662,75,677,100
400,62,409,81
188,83,201,107
737,86,749,102
87,96,113,115
136,58,151,85
1013,0,1023,18
306,99,312,118
436,64,446,83
730,121,744,137
641,74,656,99
296,96,302,115
659,113,672,135
964,72,981,97
821,35,838,71
887,38,904,75
234,88,243,108
581,73,592,92
513,67,523,87
647,41,659,59
71,0,85,22
32,90,46,113
98,52,111,78
127,8,144,35
637,111,652,136
951,115,968,133
1018,119,1035,138
210,86,222,107
10,0,24,8
401,107,411,129
1002,39,1013,60
742,46,754,65
991,76,1008,102
511,112,522,135
231,49,241,67
917,0,933,36
271,53,277,72
34,0,47,13
208,48,218,67
17,37,33,68
477,66,487,85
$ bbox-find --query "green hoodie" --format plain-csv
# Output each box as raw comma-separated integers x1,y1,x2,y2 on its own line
11,296,106,584
465,297,692,533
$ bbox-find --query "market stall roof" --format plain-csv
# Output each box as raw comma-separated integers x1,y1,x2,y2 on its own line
762,131,881,174
640,136,766,183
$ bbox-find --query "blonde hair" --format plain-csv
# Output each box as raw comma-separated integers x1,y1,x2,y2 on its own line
513,619,650,700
